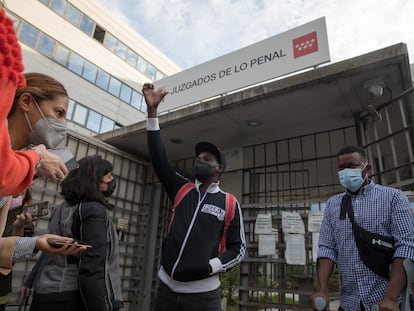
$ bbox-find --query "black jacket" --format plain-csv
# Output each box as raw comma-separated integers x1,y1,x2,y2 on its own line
148,129,246,282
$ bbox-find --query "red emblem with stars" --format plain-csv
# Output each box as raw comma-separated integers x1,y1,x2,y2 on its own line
293,31,318,58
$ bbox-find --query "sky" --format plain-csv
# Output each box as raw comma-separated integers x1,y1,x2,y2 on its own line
96,0,414,70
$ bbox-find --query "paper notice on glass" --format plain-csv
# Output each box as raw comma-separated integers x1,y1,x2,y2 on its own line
285,233,306,265
312,232,320,263
281,211,305,234
258,233,276,256
308,211,324,232
255,213,273,234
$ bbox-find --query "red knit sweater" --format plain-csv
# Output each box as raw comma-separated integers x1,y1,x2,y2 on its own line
0,9,39,196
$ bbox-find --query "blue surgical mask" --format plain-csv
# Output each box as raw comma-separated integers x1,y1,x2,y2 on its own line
338,164,367,192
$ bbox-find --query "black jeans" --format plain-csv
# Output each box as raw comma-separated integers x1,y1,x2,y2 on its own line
154,280,221,311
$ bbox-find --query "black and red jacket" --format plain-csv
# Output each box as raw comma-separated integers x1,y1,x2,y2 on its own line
147,127,246,288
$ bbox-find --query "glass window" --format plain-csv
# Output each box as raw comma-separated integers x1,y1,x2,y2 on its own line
68,52,84,75
66,99,75,120
120,84,132,103
140,102,147,113
39,0,50,5
146,63,156,80
126,50,138,67
37,33,55,58
96,69,110,90
114,123,122,130
108,77,121,97
54,44,70,66
50,0,67,16
19,22,39,48
5,12,20,31
136,56,147,73
80,14,94,36
93,24,105,43
155,70,165,81
73,104,88,125
86,110,102,132
104,33,117,52
65,4,82,26
130,90,143,110
115,41,127,60
82,61,97,83
100,116,115,133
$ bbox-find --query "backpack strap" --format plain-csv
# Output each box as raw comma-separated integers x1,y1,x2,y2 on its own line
219,193,236,256
168,183,195,232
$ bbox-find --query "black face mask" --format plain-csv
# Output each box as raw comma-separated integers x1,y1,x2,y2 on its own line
194,160,217,182
102,178,116,197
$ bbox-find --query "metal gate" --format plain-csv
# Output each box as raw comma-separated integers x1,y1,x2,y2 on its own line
238,88,414,311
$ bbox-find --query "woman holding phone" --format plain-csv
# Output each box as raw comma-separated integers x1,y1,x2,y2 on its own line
28,155,123,311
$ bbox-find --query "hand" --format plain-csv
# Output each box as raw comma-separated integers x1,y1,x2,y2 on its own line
32,144,68,180
378,297,399,311
35,234,89,255
12,212,35,236
21,286,32,298
142,83,168,117
308,292,329,311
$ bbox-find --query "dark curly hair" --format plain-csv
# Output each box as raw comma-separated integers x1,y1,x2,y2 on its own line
60,155,113,206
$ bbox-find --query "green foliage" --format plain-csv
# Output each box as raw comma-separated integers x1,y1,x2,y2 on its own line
220,266,240,305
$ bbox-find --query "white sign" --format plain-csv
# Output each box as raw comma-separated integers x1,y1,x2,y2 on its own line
255,213,273,234
155,17,330,112
258,234,277,256
285,234,306,265
308,211,324,232
312,232,320,263
282,211,305,234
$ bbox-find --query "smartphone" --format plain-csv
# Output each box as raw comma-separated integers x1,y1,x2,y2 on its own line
48,147,79,170
24,201,49,217
47,238,92,248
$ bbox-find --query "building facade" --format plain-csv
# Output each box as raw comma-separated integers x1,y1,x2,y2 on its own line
6,0,180,137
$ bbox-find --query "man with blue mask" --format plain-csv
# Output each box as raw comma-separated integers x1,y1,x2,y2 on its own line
309,145,414,311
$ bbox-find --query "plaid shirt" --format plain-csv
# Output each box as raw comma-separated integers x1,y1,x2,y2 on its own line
318,181,414,311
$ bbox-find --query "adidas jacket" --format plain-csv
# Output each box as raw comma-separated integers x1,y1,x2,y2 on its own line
147,120,246,293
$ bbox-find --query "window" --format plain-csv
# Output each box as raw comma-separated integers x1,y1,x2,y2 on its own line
136,56,147,73
65,4,82,27
120,84,132,103
104,33,117,52
93,24,105,43
50,0,67,16
5,12,20,31
130,90,143,110
115,41,128,60
80,14,94,36
82,61,98,83
86,110,102,132
96,69,110,90
155,70,165,81
108,77,122,97
66,99,75,120
72,104,88,125
68,52,84,75
19,22,39,48
39,0,50,5
100,116,115,133
126,50,138,67
146,63,156,80
54,44,70,66
37,33,55,58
